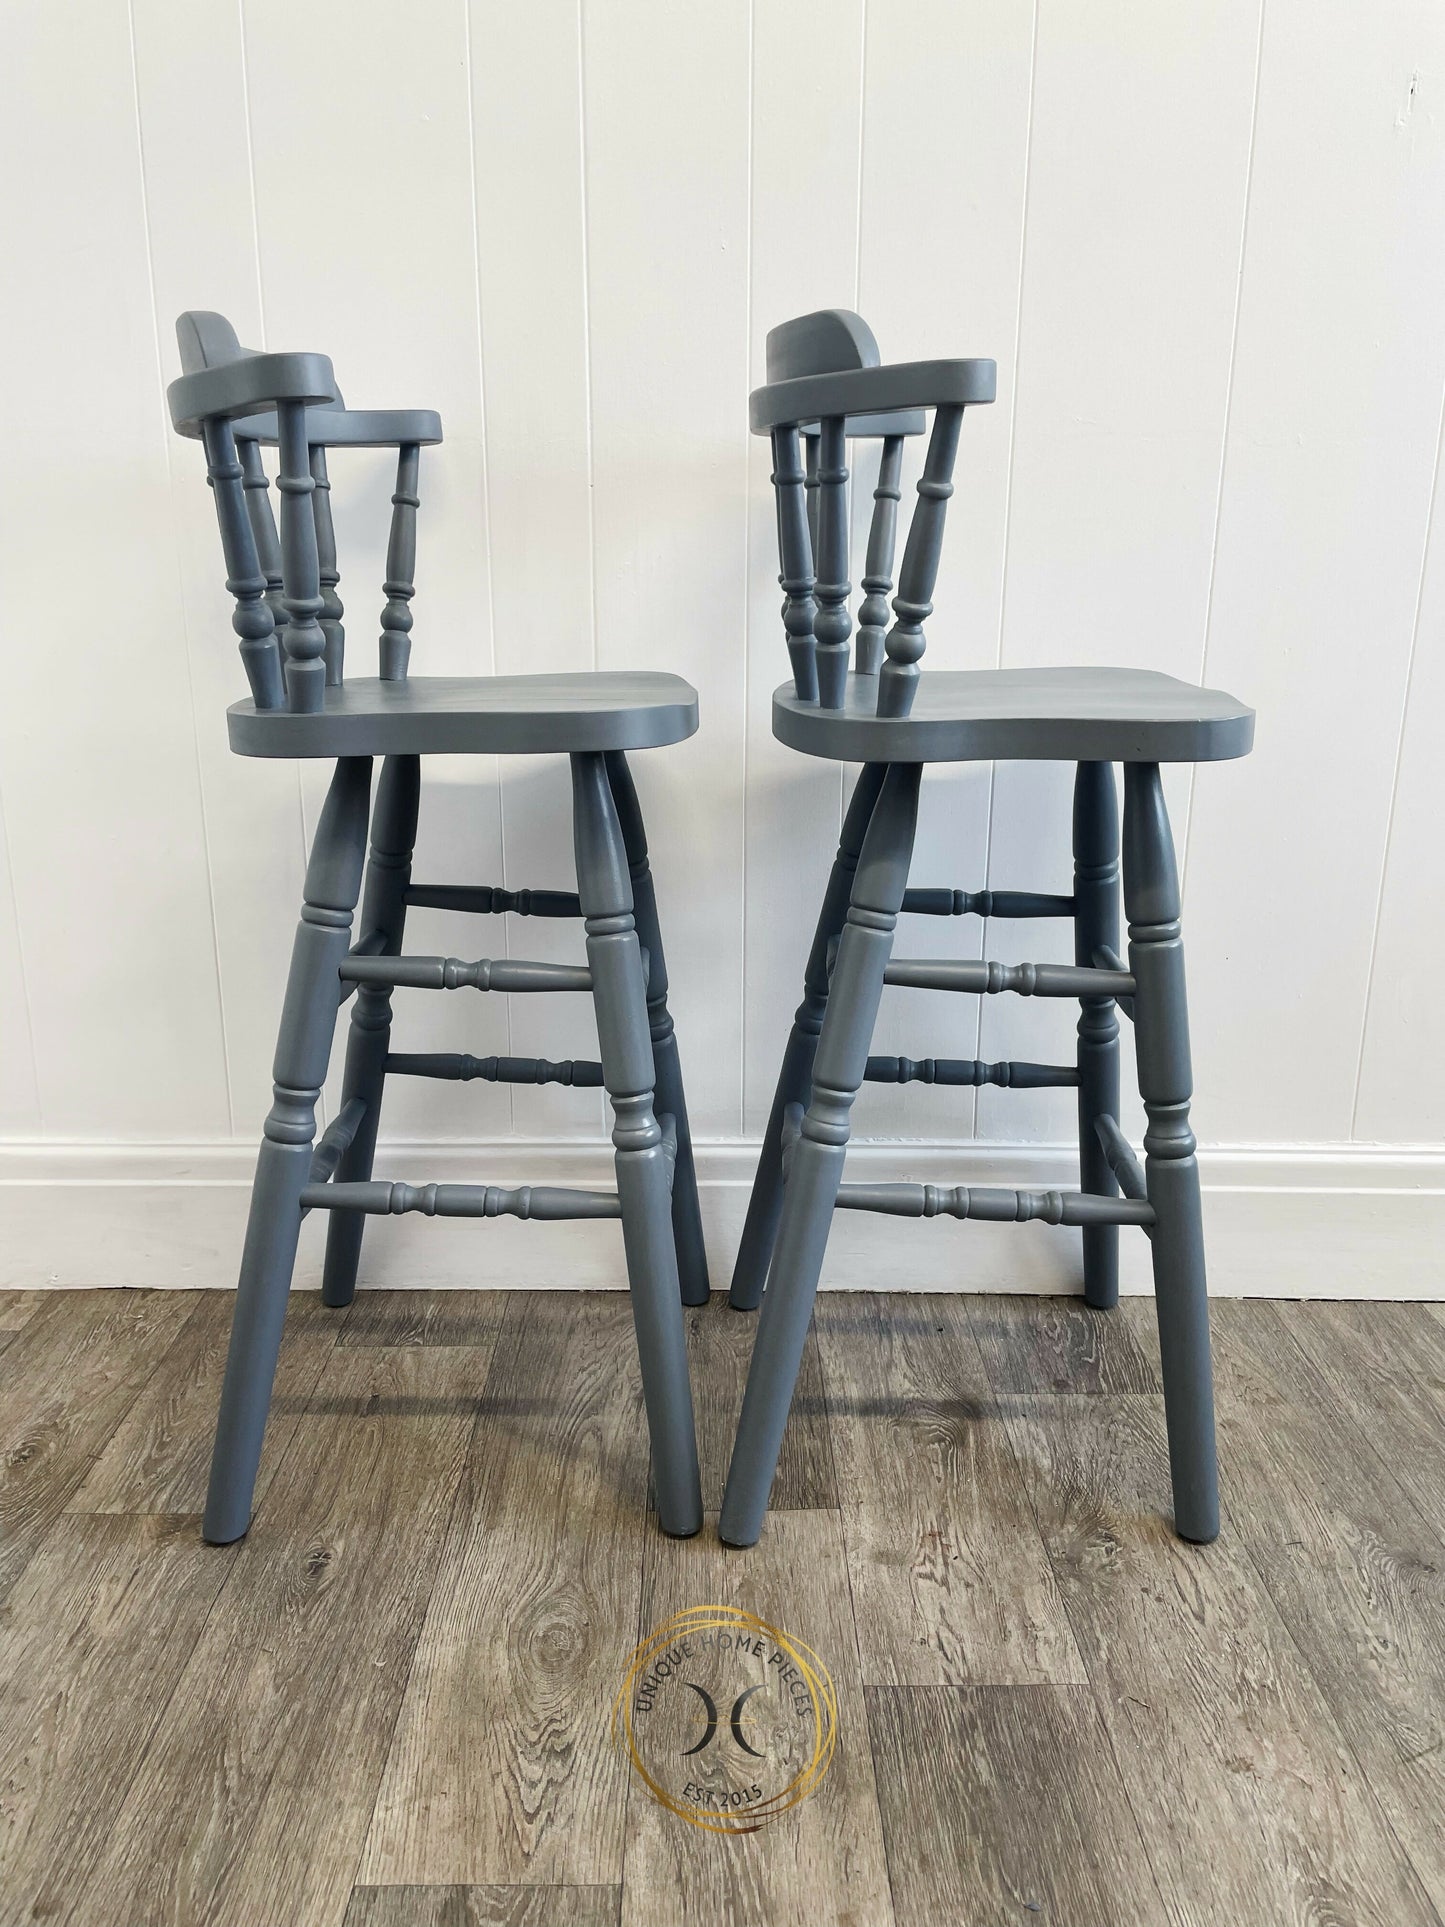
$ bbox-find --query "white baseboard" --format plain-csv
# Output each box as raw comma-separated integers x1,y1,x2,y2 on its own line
1,1138,1442,1299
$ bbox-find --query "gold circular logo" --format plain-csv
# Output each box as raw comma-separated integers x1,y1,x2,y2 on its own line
612,1605,837,1834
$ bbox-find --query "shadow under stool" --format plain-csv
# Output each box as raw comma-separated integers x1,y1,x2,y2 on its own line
720,309,1255,1550
169,312,705,1543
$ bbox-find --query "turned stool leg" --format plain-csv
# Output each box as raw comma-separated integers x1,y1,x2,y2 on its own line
1123,762,1219,1543
729,762,887,1311
572,753,701,1537
321,754,420,1308
204,756,372,1545
604,751,709,1308
1074,761,1121,1309
720,761,920,1546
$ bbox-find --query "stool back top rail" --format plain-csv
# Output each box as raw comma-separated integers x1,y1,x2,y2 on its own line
168,312,705,1547
722,306,1256,1554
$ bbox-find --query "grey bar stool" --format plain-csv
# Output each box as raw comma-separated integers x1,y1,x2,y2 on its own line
721,310,1254,1550
169,313,704,1543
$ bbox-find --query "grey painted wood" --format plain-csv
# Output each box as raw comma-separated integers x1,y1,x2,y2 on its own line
302,1181,623,1221
1074,761,1122,1308
385,1052,605,1087
605,751,709,1308
1124,762,1218,1543
227,671,699,758
881,956,1135,998
203,755,373,1544
720,762,921,1546
175,313,708,1548
812,415,852,707
728,762,886,1311
878,403,963,719
406,883,581,916
276,398,329,714
903,884,1074,916
200,417,284,709
310,443,345,685
833,1183,1154,1226
773,664,1255,764
863,1054,1078,1088
570,752,701,1538
322,754,419,1310
339,954,594,994
855,434,905,676
729,308,1250,1550
380,444,420,681
770,424,819,702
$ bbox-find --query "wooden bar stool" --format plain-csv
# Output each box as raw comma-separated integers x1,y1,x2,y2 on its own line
721,310,1254,1549
169,313,704,1543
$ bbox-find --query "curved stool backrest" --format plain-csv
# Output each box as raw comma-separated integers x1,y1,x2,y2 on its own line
754,307,995,717
169,310,441,713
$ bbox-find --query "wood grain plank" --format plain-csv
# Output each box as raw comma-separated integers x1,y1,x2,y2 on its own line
622,1508,893,1927
1270,1300,1445,1540
0,1288,45,1332
1204,1300,1445,1915
969,1291,1161,1395
999,1384,1438,1925
70,1290,341,1516
358,1294,651,1886
868,1684,1163,1927
343,1886,620,1927
0,1513,232,1920
0,1289,196,1604
74,1340,495,1927
339,1289,510,1352
687,1295,835,1514
816,1293,1086,1686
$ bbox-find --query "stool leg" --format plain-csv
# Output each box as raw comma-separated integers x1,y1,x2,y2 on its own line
604,751,709,1308
728,763,887,1311
204,756,372,1545
572,752,701,1537
720,761,920,1547
1123,762,1219,1543
1074,760,1121,1309
321,754,420,1308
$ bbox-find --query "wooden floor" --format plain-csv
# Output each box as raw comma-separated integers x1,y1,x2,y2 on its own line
2,1286,1445,1927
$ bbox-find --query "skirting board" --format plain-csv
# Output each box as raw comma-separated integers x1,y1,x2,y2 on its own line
2,1138,1442,1299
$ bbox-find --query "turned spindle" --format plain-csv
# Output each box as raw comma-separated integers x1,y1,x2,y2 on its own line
274,399,327,714
771,425,818,703
202,418,284,709
812,416,852,709
855,434,904,677
379,442,420,681
878,404,963,720
310,444,345,686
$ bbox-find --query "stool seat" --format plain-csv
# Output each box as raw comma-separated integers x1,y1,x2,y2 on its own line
228,671,699,759
773,666,1254,766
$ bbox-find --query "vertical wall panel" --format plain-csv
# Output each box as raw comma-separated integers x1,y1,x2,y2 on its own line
1354,403,1445,1143
1183,0,1445,1143
977,0,1262,1146
2,2,1443,1174
470,0,604,1139
0,0,230,1138
582,0,751,1138
0,800,40,1134
742,0,864,1136
243,0,511,1141
132,0,307,1139
852,0,1036,1139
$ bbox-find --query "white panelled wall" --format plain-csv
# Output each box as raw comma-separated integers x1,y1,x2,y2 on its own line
1,0,1442,1296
